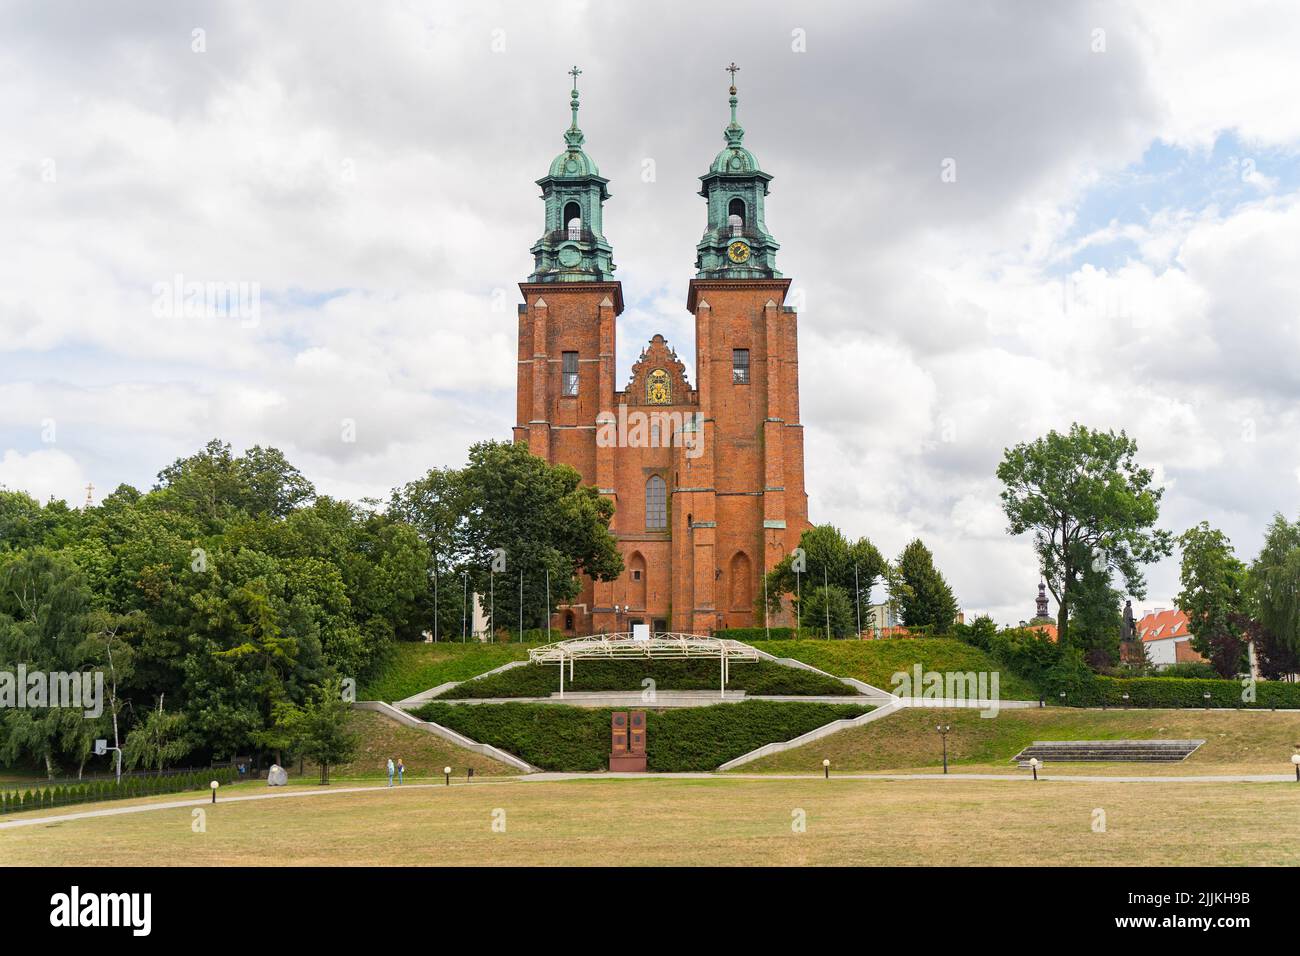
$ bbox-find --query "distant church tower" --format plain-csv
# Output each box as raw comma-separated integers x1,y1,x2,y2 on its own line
513,65,810,636
1031,581,1052,624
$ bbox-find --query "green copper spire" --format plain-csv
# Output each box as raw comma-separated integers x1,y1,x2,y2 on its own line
695,62,780,279
530,65,616,282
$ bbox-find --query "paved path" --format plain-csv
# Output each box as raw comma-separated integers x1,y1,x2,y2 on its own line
0,780,516,831
4,769,1291,831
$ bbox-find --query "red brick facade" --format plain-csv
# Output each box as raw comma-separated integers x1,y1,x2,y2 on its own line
513,277,811,636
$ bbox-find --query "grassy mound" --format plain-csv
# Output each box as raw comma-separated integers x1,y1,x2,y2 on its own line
739,706,1300,775
751,639,1040,699
413,700,872,771
439,658,855,699
303,709,520,779
359,641,536,702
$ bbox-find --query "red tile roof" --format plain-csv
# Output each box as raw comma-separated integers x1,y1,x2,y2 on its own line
1138,608,1190,642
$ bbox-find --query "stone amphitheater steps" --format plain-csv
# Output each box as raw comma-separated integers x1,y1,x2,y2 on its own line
1012,739,1205,764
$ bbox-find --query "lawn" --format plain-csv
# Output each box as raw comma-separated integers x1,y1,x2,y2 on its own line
3,776,1298,866
740,706,1300,776
752,638,1040,699
302,710,519,780
359,641,537,701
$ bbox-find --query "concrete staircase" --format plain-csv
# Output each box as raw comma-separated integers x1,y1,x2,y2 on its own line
1011,739,1205,764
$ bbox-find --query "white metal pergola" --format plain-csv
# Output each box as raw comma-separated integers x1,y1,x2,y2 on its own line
527,632,762,699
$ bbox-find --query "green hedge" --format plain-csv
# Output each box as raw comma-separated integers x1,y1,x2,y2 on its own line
0,768,238,815
413,700,872,771
1056,675,1300,709
439,658,855,699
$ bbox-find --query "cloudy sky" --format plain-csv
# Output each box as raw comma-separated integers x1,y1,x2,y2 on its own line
3,0,1299,625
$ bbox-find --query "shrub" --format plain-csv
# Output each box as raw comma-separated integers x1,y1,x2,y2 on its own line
413,700,872,771
1053,675,1300,709
1160,661,1221,680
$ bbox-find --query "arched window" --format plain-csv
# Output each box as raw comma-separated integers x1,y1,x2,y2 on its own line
730,552,753,610
645,475,667,530
563,201,582,239
564,611,575,631
628,551,647,608
727,198,746,236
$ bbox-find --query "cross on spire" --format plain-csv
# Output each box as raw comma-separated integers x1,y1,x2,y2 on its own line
569,64,582,93
726,61,739,93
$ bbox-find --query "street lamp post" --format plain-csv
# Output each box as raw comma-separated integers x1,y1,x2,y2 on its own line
822,758,831,780
1028,757,1040,782
936,724,952,774
444,766,452,786
461,572,469,642
1291,753,1300,782
210,780,219,803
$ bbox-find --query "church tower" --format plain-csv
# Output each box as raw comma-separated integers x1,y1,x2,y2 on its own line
514,66,623,471
678,64,809,635
514,66,810,637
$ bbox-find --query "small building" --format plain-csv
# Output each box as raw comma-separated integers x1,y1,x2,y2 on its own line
1138,608,1206,668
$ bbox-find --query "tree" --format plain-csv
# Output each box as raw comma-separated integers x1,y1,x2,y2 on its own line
1176,522,1249,677
1069,563,1123,669
409,442,623,635
0,550,94,778
277,682,357,784
758,525,886,631
890,539,959,633
997,424,1173,647
1248,514,1300,662
123,696,189,773
801,585,856,638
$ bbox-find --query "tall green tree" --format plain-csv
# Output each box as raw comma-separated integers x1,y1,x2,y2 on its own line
996,424,1173,647
0,550,95,778
400,442,623,636
1248,514,1300,661
758,525,886,632
1069,562,1123,668
890,539,959,633
1176,522,1249,677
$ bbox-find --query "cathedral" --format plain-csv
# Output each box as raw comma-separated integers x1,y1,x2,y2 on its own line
513,66,810,636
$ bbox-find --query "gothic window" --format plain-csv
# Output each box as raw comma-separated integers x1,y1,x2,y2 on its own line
732,348,750,384
645,475,667,530
562,351,579,396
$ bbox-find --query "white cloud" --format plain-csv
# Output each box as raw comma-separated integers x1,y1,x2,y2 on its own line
2,1,1300,626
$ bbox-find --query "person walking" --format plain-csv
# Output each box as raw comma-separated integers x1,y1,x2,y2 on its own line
386,757,395,787
396,758,405,785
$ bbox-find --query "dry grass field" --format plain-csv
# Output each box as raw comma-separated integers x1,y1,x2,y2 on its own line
3,775,1299,866
741,707,1300,776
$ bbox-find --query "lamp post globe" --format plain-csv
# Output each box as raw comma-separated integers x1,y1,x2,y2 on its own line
822,758,831,779
1291,753,1300,781
209,779,219,803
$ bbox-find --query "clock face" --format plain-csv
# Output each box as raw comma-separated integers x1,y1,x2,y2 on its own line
647,369,671,405
558,245,581,268
727,240,751,264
